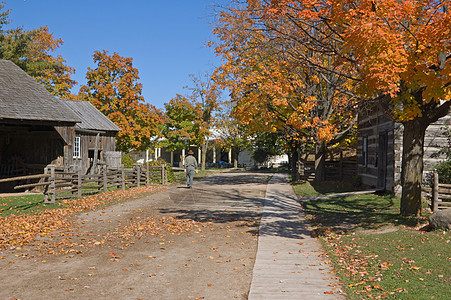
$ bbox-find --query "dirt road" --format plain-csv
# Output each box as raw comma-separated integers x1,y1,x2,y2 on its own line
0,170,270,300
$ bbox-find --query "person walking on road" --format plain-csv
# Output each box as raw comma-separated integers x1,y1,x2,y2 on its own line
184,150,198,188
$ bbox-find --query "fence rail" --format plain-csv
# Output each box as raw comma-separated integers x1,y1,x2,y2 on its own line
1,163,167,203
297,160,357,182
422,171,451,212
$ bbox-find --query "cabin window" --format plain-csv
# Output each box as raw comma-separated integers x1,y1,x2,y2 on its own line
363,136,368,166
73,137,81,158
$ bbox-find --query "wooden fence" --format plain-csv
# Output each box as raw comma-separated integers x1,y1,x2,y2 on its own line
297,160,357,182
0,163,167,204
422,171,451,212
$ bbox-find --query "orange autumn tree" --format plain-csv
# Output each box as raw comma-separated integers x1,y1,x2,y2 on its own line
213,1,358,180
263,0,450,216
0,4,76,97
79,50,163,152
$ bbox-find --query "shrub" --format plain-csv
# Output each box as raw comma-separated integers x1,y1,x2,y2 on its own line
121,153,136,168
435,160,451,184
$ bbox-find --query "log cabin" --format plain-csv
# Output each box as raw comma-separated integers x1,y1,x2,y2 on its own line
356,103,450,192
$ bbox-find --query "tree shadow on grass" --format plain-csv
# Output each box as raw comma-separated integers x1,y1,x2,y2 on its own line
301,193,423,235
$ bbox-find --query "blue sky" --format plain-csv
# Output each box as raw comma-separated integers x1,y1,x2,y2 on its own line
4,0,224,109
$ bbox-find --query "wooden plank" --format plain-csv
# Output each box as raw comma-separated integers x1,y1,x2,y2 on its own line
55,182,74,188
14,181,51,190
438,187,451,194
0,173,50,183
439,194,451,200
81,184,102,189
439,183,451,189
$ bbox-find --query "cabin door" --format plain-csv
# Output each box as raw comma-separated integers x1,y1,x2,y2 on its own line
377,132,388,190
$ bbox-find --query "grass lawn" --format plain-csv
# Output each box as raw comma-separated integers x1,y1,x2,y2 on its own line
0,193,55,217
293,180,450,299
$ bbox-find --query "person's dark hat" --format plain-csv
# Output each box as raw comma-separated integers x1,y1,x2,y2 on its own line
188,150,194,155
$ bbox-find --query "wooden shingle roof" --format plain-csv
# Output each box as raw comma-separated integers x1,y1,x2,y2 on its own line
0,59,80,123
63,100,121,132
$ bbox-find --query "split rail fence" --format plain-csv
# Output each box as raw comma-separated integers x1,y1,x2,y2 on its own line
0,164,167,203
422,171,451,212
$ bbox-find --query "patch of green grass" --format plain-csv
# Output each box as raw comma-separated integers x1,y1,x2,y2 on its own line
301,193,424,230
0,194,58,217
292,182,449,299
326,229,450,299
292,180,360,198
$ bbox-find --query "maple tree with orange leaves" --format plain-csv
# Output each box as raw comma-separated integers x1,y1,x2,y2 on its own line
79,50,163,152
213,0,358,181
214,0,450,216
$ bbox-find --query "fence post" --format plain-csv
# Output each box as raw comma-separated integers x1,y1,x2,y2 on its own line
161,164,166,184
43,166,49,203
103,165,108,192
146,161,149,186
137,165,141,188
432,170,439,212
77,167,82,198
46,165,56,203
121,165,126,190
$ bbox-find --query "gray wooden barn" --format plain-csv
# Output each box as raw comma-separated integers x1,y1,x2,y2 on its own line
63,99,120,174
356,104,450,191
0,59,120,191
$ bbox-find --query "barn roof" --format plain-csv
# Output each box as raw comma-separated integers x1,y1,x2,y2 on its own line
63,99,121,132
0,59,80,123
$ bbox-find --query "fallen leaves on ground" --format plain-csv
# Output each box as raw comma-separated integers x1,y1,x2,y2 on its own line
0,186,165,251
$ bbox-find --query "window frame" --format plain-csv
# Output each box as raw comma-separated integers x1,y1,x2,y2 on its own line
73,136,81,159
363,136,368,166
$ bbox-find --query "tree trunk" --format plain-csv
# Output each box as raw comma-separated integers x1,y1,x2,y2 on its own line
201,140,208,170
290,144,299,182
315,142,326,182
400,119,427,216
233,147,239,168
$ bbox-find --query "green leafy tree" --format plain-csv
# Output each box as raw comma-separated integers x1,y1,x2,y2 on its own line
161,94,199,152
214,102,252,168
188,74,221,170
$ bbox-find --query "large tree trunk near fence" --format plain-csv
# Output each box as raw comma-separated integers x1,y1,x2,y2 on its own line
289,143,299,182
314,142,326,182
400,119,427,217
398,95,451,216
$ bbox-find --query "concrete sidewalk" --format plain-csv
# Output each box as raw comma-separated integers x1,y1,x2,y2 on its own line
248,173,343,299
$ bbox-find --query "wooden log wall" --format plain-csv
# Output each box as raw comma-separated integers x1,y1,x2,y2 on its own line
357,106,395,190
